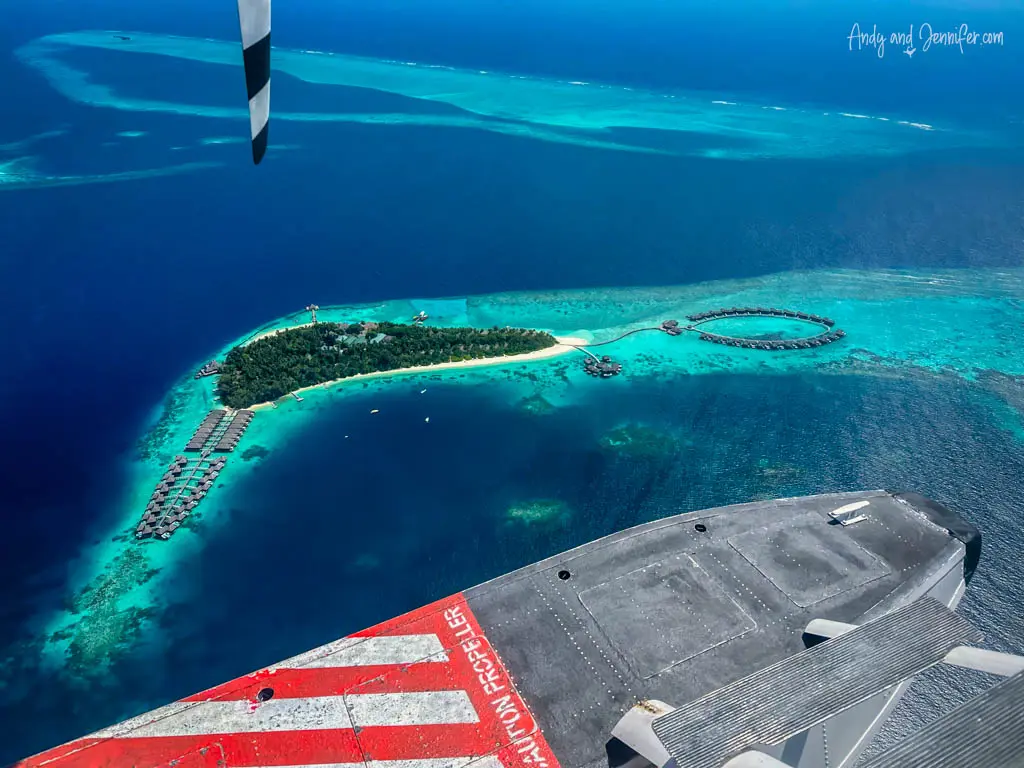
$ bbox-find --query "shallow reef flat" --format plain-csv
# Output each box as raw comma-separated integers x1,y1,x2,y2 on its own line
33,266,1024,680
15,31,1005,161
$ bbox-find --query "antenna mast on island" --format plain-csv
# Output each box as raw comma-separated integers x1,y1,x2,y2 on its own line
306,304,320,324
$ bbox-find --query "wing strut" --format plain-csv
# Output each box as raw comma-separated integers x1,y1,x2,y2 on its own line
237,0,271,164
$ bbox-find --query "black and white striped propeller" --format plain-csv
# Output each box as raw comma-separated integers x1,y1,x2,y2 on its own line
237,0,271,164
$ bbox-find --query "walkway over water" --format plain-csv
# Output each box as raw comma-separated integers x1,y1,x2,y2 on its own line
137,408,255,541
570,307,846,369
687,307,835,328
684,307,844,350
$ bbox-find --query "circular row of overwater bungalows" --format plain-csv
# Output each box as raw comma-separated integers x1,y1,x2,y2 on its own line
698,329,846,350
136,454,227,540
686,308,836,327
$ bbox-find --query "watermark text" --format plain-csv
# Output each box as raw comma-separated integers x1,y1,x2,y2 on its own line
848,23,1004,58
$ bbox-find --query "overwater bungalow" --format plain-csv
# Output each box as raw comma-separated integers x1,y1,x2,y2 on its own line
194,360,221,379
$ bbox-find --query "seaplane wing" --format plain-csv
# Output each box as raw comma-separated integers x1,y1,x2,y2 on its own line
15,593,559,768
14,491,1007,768
237,0,271,164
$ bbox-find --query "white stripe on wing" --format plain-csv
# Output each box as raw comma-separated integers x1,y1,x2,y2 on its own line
92,690,479,737
283,634,448,669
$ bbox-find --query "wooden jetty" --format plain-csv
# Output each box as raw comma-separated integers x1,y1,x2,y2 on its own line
135,452,228,541
137,407,255,542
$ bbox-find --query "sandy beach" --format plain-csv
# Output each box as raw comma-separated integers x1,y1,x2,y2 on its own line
242,322,315,346
247,335,588,410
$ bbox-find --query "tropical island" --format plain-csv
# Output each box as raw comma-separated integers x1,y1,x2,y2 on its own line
31,271,1023,711
217,320,564,409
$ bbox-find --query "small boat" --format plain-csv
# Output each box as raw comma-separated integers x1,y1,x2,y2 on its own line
370,409,379,414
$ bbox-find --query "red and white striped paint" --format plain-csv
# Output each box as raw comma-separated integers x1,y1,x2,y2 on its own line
17,594,561,768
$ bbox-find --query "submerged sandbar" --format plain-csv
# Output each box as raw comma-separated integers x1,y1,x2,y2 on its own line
15,30,1001,161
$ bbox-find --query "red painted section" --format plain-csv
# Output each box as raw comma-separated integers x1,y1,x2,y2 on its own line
425,594,562,768
16,593,564,768
180,661,463,702
16,729,362,767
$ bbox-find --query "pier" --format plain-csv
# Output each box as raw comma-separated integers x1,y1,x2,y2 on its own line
194,360,221,379
184,408,254,453
214,409,254,452
570,307,846,375
697,329,846,350
569,327,661,377
137,408,255,541
685,307,835,328
583,354,623,378
135,453,227,540
682,307,845,351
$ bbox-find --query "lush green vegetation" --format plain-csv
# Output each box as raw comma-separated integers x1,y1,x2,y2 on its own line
217,321,558,408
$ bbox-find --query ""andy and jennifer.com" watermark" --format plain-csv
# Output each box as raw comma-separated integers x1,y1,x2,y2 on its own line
849,23,1005,58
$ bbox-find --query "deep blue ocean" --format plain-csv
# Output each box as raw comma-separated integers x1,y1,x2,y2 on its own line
1,0,1023,762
